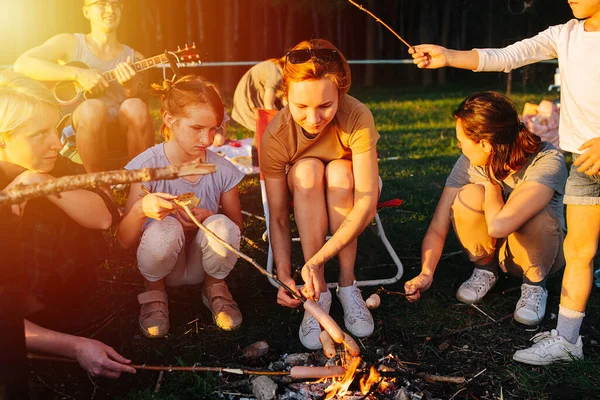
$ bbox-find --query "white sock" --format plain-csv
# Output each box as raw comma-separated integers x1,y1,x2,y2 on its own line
556,305,584,344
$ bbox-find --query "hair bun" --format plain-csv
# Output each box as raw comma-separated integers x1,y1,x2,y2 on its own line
150,79,175,97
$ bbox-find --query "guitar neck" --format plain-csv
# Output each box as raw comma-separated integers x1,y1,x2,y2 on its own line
102,54,168,83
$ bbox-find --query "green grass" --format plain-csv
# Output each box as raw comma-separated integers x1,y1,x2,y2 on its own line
29,86,600,399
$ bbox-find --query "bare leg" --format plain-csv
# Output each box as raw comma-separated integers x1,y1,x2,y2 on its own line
118,98,155,159
72,99,108,172
288,158,328,290
325,159,356,287
450,184,496,267
561,204,600,312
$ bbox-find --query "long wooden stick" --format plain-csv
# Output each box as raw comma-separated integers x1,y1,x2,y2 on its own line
0,162,216,206
347,0,413,50
27,353,288,376
176,201,304,302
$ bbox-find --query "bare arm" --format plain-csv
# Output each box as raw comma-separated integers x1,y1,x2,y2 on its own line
14,34,78,81
219,186,243,230
483,181,554,238
14,33,109,92
5,171,112,229
263,88,277,110
264,175,302,308
25,319,135,379
409,45,480,71
405,186,460,302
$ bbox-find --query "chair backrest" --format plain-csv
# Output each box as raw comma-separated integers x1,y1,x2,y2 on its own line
254,109,279,180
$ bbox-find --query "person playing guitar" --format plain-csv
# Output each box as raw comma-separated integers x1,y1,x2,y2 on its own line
14,0,154,172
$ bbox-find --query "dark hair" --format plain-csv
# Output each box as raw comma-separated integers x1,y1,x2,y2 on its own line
151,75,224,140
282,39,351,98
453,91,541,182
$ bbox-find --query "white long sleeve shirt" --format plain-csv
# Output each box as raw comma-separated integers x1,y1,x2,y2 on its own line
475,19,600,154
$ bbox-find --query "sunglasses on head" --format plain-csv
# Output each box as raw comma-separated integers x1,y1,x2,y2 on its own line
285,49,339,65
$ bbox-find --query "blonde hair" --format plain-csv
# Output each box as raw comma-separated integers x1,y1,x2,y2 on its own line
0,70,59,141
151,75,224,141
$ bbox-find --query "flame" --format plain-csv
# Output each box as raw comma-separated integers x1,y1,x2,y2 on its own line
323,356,362,399
359,366,382,394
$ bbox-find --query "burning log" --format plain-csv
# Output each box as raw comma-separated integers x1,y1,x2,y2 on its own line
319,331,337,359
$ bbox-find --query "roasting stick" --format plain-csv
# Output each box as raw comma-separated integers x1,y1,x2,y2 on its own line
140,185,349,347
26,354,345,378
347,0,413,51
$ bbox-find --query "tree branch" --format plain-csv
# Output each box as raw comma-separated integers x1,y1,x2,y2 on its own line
0,162,216,206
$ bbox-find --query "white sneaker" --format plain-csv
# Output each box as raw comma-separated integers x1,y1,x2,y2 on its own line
512,329,584,365
456,269,497,304
299,290,332,350
514,284,547,326
337,282,374,337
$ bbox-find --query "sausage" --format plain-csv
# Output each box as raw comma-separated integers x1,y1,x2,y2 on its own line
342,332,361,357
319,330,337,358
366,293,381,309
303,299,344,344
289,366,346,379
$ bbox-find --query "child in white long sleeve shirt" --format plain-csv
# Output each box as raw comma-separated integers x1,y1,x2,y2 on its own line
407,1,600,366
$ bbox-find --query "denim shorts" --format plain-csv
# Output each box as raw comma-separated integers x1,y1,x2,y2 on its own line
564,154,600,205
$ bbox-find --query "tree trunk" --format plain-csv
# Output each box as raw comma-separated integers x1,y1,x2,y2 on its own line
364,0,376,87
420,0,433,87
223,0,236,91
284,3,295,50
312,0,320,37
438,0,454,85
263,1,269,59
336,3,344,48
194,0,205,44
185,0,194,46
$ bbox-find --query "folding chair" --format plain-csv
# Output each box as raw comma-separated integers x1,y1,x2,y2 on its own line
255,109,404,289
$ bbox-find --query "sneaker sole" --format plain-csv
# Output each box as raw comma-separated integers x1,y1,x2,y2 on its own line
456,292,479,305
512,352,583,366
513,313,543,326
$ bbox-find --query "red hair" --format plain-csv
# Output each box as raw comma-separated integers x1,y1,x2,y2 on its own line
282,39,351,98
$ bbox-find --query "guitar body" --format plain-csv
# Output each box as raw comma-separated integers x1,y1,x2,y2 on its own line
50,61,92,114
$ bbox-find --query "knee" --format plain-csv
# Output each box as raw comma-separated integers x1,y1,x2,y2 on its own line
325,161,354,195
451,184,485,225
198,215,241,279
137,218,185,275
203,214,241,248
120,98,151,126
75,99,108,127
564,235,597,266
289,158,325,194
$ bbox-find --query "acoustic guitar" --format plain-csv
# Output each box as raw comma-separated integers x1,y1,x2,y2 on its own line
50,44,200,110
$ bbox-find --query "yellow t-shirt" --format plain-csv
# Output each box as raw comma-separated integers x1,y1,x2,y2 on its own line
260,94,379,179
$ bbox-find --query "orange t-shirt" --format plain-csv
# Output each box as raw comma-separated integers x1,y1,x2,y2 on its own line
260,94,379,179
